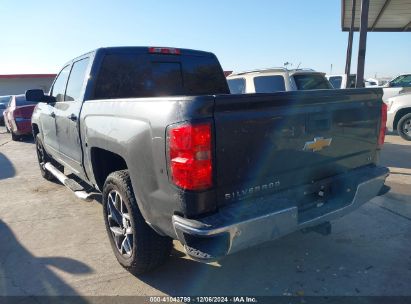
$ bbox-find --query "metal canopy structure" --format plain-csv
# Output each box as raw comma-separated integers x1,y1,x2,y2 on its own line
341,0,411,88
342,0,411,32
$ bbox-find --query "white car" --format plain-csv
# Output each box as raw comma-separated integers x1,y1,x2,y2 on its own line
227,68,333,94
327,73,411,102
385,92,411,140
383,74,411,102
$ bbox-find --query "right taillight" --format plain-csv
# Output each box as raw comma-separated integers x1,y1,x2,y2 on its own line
378,102,387,148
167,122,213,191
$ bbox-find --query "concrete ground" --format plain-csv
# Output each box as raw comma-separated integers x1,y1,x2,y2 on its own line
0,126,410,297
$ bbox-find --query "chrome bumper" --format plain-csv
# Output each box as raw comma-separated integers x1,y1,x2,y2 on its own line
173,166,389,262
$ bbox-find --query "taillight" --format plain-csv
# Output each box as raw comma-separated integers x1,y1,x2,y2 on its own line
148,47,181,55
168,122,212,190
378,102,388,148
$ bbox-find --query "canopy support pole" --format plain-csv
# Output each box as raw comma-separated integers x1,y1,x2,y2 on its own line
356,0,370,88
345,0,356,87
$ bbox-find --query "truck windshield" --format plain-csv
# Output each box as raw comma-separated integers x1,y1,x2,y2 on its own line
93,53,229,99
293,74,332,90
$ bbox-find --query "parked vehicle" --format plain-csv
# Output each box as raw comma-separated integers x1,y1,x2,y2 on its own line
3,94,38,140
227,68,332,94
0,95,10,126
28,46,388,274
383,74,411,102
326,74,356,89
328,73,411,102
385,92,411,140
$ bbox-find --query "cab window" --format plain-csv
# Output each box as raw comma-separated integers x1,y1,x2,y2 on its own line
65,58,90,101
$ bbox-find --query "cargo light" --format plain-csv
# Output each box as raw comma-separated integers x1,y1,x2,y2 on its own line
167,122,212,191
148,47,181,55
378,102,387,148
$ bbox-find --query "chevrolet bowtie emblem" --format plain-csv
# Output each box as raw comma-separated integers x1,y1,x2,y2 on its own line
303,137,332,152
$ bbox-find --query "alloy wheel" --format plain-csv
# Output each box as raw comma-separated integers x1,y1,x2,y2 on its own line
402,119,411,135
107,190,134,257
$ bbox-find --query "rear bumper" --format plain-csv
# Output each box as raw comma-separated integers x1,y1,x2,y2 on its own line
173,166,389,262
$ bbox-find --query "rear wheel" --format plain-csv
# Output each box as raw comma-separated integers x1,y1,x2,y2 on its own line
102,170,172,274
11,132,20,141
397,113,411,141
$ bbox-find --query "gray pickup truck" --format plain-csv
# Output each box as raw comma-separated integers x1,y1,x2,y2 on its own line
27,46,389,274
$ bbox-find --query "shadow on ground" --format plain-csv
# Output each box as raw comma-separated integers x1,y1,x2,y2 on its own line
380,142,411,169
0,219,92,298
0,153,15,180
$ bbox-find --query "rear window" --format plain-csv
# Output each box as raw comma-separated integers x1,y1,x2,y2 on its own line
93,53,229,99
253,76,285,93
293,74,332,90
227,78,246,94
16,95,38,106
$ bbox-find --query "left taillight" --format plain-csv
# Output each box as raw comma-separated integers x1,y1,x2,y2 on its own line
378,102,388,148
167,121,213,191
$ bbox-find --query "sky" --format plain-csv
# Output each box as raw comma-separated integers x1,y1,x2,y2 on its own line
1,0,410,78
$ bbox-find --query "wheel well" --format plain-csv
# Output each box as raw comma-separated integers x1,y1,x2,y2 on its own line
90,147,128,190
394,108,411,130
32,124,39,137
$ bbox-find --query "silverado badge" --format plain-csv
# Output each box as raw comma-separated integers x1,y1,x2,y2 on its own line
303,137,332,152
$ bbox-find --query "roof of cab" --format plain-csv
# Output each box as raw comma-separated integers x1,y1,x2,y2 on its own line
64,46,215,67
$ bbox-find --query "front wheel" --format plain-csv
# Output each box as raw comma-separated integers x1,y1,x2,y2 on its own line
397,113,411,141
102,170,172,275
35,134,55,180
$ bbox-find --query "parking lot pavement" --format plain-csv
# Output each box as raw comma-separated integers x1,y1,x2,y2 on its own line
0,126,411,297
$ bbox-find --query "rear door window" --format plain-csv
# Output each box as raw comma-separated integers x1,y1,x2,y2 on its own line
65,58,90,101
253,76,285,93
93,53,228,99
227,78,246,94
293,74,332,90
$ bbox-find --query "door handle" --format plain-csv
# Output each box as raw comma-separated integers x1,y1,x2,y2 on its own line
50,112,56,118
67,113,78,121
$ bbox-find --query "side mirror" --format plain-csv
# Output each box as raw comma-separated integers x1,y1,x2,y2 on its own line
25,89,46,102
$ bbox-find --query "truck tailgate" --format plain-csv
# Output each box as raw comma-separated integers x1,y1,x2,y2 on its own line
214,88,383,206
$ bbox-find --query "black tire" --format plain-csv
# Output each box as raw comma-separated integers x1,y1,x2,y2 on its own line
103,170,172,274
35,134,58,181
11,132,20,141
397,113,411,141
